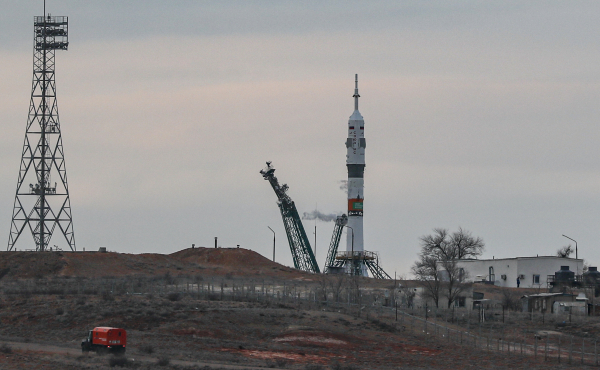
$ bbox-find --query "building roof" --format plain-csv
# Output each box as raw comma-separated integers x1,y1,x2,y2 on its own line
456,256,583,262
522,293,574,299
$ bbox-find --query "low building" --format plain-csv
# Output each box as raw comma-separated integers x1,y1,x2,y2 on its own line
553,301,587,316
521,293,575,313
448,256,583,288
409,284,474,309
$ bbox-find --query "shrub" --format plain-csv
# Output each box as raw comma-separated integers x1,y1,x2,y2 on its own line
275,358,288,367
108,355,136,368
55,307,64,315
370,319,396,333
139,344,154,354
329,361,357,370
167,292,181,302
305,364,324,370
0,344,12,354
157,356,170,366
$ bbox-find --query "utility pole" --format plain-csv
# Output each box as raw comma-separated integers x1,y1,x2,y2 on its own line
268,226,275,262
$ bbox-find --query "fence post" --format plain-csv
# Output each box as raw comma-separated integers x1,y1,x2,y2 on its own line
595,339,597,366
558,335,561,363
582,338,585,365
520,337,523,356
569,335,573,364
544,334,548,362
534,335,537,361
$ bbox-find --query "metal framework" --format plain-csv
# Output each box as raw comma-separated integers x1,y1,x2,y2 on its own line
333,250,391,279
324,214,347,273
7,14,75,251
260,162,320,273
364,256,391,279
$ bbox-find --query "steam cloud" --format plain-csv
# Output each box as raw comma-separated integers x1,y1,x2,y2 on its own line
302,210,339,222
339,180,348,193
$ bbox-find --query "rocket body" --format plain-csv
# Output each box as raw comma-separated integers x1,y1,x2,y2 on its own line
346,75,367,276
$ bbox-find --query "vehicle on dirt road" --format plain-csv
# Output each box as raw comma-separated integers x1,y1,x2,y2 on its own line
81,327,126,354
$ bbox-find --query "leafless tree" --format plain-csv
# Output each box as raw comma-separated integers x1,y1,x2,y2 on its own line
413,227,484,308
420,228,485,260
439,259,470,308
412,254,442,308
500,289,520,311
315,274,329,301
556,245,573,258
329,274,347,303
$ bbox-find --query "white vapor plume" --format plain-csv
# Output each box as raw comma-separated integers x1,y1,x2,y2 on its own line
339,180,348,193
302,210,339,222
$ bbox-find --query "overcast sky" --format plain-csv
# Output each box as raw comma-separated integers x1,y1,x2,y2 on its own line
1,1,600,276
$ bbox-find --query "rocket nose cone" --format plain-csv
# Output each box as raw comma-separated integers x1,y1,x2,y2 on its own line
349,110,363,120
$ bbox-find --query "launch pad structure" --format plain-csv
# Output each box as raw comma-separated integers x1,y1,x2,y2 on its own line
261,76,390,279
260,162,320,273
7,9,76,251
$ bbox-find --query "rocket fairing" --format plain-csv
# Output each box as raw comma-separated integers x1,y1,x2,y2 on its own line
346,74,366,275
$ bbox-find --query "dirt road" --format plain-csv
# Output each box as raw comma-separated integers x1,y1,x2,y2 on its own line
0,339,285,370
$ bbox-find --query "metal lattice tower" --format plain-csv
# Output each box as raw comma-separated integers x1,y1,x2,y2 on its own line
260,162,320,273
323,214,347,273
7,12,75,251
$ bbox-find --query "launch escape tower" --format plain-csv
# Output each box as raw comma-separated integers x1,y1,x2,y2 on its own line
260,162,320,273
7,11,76,251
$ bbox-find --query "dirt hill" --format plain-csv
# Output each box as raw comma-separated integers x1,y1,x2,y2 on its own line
0,247,311,280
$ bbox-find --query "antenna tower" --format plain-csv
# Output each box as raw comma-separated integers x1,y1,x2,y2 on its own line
7,8,75,251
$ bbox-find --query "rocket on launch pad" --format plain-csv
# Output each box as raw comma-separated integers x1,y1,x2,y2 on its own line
345,74,367,276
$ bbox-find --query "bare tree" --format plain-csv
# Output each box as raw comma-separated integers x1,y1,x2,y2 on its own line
556,245,573,258
329,274,347,303
413,227,484,308
412,254,442,308
420,228,484,260
439,259,470,308
500,289,520,311
316,274,329,302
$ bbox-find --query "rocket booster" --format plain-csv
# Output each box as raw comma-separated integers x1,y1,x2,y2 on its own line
346,74,365,258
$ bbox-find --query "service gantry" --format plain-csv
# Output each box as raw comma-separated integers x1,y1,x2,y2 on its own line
7,9,76,251
260,162,320,273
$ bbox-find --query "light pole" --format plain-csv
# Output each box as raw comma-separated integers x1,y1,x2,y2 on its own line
562,234,578,273
268,226,275,262
314,224,317,260
345,225,355,276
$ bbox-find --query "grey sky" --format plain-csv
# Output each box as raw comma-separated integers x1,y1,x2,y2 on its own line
1,1,600,276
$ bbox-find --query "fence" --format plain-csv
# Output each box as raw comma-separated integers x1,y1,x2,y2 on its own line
2,275,599,365
389,309,600,366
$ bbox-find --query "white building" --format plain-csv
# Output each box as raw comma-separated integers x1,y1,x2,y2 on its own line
450,256,583,288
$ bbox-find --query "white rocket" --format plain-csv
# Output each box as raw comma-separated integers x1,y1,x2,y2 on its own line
346,74,367,276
